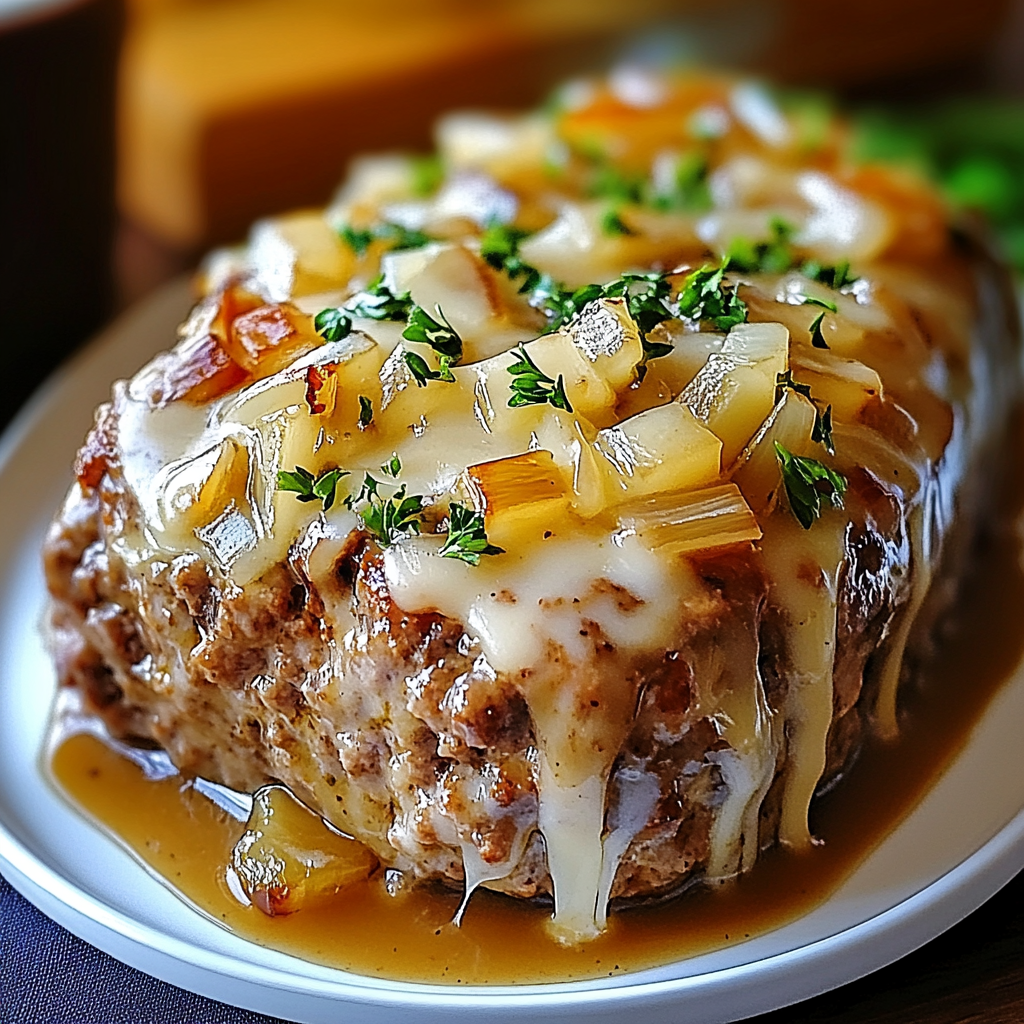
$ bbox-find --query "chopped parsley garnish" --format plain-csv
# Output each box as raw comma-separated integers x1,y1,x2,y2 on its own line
338,225,374,258
600,271,675,378
404,350,455,386
809,310,829,349
478,230,680,374
718,219,859,290
801,259,857,289
479,222,540,293
650,151,712,212
677,259,748,331
317,277,411,341
358,395,373,428
774,369,813,403
346,276,413,321
603,272,672,334
600,206,634,236
402,304,463,362
337,222,431,257
409,154,443,197
528,274,578,328
381,453,402,478
345,473,425,548
506,345,572,411
811,403,835,455
774,442,847,529
587,163,645,204
726,218,796,275
314,307,352,341
640,336,675,370
480,234,672,348
439,502,504,565
276,466,349,512
775,371,836,455
800,294,839,312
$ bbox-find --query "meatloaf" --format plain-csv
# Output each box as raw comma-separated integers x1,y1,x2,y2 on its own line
44,69,1020,944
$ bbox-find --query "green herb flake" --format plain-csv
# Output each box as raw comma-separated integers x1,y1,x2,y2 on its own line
314,307,352,342
404,350,455,387
726,217,795,275
774,442,847,529
345,276,413,321
380,222,432,252
382,454,402,478
409,154,444,197
801,259,857,290
530,275,577,329
606,272,673,334
809,310,829,349
338,225,374,258
587,163,644,204
811,403,835,455
774,370,813,404
337,222,431,257
650,151,712,212
358,395,373,429
479,222,540,293
277,465,349,512
347,473,425,548
598,271,675,379
439,502,505,565
600,206,634,237
506,345,572,412
799,295,839,312
677,260,748,331
402,305,463,361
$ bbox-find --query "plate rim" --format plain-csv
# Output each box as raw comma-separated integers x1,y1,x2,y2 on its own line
5,801,1024,1021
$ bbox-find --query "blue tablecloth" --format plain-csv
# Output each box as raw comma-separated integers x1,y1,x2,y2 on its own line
0,871,283,1024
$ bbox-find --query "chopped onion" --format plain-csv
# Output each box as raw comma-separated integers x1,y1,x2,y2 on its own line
248,212,352,302
730,391,817,513
462,449,569,521
597,400,721,499
680,321,788,464
617,482,761,554
157,437,250,536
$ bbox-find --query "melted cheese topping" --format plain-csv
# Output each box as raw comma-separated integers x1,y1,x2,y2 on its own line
91,71,997,943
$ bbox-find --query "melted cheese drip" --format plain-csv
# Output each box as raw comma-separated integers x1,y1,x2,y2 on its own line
384,530,686,941
537,768,606,944
874,502,931,740
594,767,661,930
760,513,847,848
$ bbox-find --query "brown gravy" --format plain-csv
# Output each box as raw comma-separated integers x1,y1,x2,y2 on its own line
47,430,1024,986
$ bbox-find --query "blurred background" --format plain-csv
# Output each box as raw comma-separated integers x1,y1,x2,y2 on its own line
3,0,1024,429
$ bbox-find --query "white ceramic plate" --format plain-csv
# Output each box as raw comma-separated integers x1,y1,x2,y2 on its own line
3,279,1024,1024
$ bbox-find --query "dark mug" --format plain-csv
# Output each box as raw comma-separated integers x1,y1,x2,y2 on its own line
0,0,123,429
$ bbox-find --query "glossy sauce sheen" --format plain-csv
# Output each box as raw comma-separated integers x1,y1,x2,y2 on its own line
47,425,1024,986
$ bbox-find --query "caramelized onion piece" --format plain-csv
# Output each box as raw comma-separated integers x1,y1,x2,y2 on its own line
616,482,761,554
228,302,321,377
231,785,377,917
597,400,722,499
461,449,570,547
680,321,788,464
153,331,250,407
